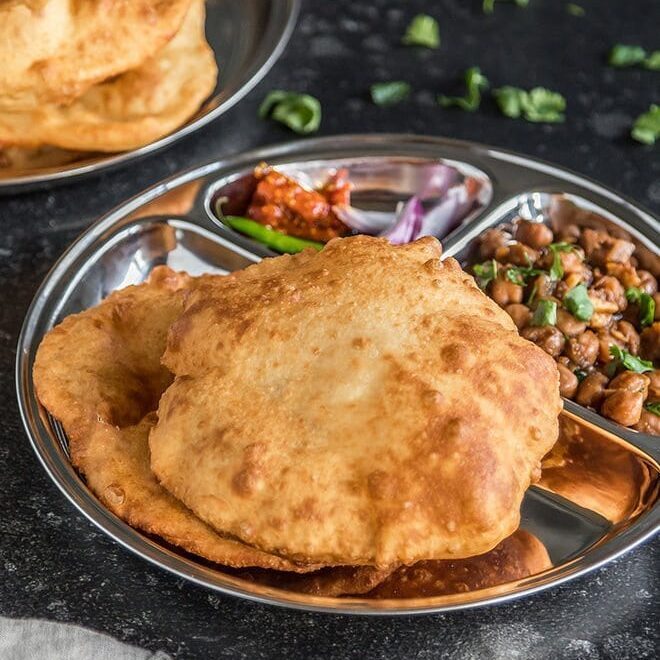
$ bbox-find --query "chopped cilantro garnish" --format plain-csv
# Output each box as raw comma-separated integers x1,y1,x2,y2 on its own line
564,284,594,322
609,45,660,70
402,14,440,49
644,51,660,70
493,86,566,123
566,3,585,16
473,260,498,289
505,264,543,286
609,345,654,373
548,242,576,280
439,67,489,112
483,0,529,14
531,299,557,327
631,104,660,145
645,401,660,416
370,81,411,106
625,287,656,327
259,91,321,134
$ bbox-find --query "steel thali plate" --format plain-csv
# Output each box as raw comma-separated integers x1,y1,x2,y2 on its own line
0,0,299,193
16,134,660,614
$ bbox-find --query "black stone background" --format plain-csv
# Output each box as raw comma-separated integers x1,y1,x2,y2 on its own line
0,1,658,658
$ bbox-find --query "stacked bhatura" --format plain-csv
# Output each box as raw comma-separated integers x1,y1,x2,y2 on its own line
0,0,217,172
33,236,560,596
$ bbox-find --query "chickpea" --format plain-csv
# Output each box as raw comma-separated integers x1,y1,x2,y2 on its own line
496,242,540,267
610,321,640,355
606,262,641,290
529,273,555,300
557,356,579,371
490,273,523,307
565,330,599,368
556,308,586,337
575,372,609,408
647,370,660,400
479,228,509,259
590,276,627,311
608,370,650,396
514,220,554,249
640,322,660,362
555,223,580,244
601,390,645,426
633,409,660,435
637,270,658,295
557,363,579,398
521,326,566,358
505,303,533,330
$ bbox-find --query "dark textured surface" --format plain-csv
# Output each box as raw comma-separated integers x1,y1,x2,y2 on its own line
1,0,658,658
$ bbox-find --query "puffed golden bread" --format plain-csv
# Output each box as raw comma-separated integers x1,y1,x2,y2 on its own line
0,0,193,111
367,529,551,599
0,0,217,152
0,145,87,173
32,266,318,571
151,235,562,567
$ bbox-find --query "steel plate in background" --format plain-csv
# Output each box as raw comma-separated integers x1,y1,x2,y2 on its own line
16,135,659,614
0,0,299,193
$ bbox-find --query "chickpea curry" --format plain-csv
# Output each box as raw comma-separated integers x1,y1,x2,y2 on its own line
471,201,660,435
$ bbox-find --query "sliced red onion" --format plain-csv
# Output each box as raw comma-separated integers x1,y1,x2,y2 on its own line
420,178,482,239
332,204,396,235
381,196,424,244
417,163,460,200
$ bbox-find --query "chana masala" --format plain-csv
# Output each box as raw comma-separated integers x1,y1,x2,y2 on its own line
471,199,659,435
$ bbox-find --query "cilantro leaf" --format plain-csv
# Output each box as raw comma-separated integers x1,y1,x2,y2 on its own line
371,81,411,106
505,265,543,286
645,401,660,416
531,299,557,327
632,104,660,145
493,86,566,123
609,345,654,373
644,51,660,70
566,3,585,16
626,287,656,327
609,44,648,67
483,0,529,14
402,14,440,49
439,67,489,112
548,242,576,280
564,284,594,321
259,91,321,134
473,260,498,289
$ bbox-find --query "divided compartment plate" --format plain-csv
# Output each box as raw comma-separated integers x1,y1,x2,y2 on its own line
17,135,659,614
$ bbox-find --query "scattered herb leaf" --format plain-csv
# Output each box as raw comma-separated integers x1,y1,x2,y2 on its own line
564,284,594,321
439,67,489,112
527,283,539,306
631,104,660,145
505,265,543,286
531,299,557,327
644,51,660,70
483,0,529,14
493,86,566,123
473,260,498,289
566,3,585,16
259,91,321,134
609,44,648,68
548,242,576,280
645,401,660,416
402,14,440,49
370,81,411,106
625,287,656,327
609,345,654,373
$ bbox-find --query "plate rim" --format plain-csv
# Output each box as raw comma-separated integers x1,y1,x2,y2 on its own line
0,0,301,193
16,133,660,615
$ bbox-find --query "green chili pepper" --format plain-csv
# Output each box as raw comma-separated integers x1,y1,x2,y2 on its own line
222,216,324,254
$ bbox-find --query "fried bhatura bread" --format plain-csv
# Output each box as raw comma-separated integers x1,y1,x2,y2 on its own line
0,0,193,111
151,236,561,567
0,0,217,152
367,530,551,599
32,266,318,572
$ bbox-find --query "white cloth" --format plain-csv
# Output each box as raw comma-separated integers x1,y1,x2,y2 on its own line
0,617,171,660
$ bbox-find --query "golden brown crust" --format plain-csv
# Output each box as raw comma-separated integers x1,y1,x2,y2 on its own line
32,266,320,571
0,0,194,111
0,0,217,152
151,236,561,566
